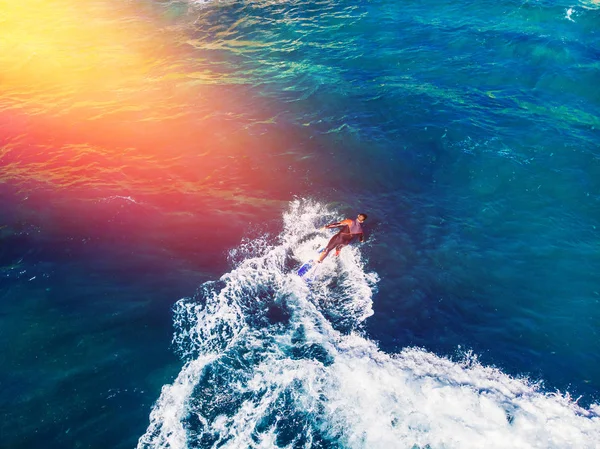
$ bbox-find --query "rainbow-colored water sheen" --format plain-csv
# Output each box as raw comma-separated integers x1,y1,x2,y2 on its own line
1,0,290,215
1,0,302,264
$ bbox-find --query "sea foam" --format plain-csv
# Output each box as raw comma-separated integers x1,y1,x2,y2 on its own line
138,200,599,449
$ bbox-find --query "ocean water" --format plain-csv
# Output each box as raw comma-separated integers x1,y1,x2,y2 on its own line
1,0,599,448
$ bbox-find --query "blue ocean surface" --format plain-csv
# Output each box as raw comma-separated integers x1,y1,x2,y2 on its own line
1,0,600,448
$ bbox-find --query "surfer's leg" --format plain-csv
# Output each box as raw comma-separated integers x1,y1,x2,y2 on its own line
334,243,347,256
316,233,342,262
316,247,332,263
334,234,353,256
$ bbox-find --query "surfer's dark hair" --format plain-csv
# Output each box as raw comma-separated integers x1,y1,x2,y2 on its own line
358,213,368,220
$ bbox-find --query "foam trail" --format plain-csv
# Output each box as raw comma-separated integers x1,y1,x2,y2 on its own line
138,200,599,449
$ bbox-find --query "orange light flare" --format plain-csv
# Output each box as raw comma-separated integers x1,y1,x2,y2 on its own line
0,0,289,213
0,0,300,261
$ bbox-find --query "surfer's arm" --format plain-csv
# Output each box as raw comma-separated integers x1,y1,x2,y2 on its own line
322,219,353,230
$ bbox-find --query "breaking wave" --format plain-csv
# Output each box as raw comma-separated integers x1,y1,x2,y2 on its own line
138,200,599,449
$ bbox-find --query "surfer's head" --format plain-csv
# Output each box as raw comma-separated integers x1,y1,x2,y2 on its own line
357,213,367,223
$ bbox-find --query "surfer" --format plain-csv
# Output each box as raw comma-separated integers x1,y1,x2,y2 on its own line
315,213,367,263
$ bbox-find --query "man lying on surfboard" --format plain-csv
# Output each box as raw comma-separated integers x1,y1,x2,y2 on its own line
315,213,367,263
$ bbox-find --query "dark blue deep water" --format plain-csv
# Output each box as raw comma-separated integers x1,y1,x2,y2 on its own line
1,0,600,447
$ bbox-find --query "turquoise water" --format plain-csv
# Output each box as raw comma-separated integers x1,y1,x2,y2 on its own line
1,0,600,447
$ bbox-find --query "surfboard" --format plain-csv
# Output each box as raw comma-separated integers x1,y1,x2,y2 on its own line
296,248,325,278
297,261,314,277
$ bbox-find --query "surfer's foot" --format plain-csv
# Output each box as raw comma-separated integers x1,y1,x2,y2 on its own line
335,249,341,257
